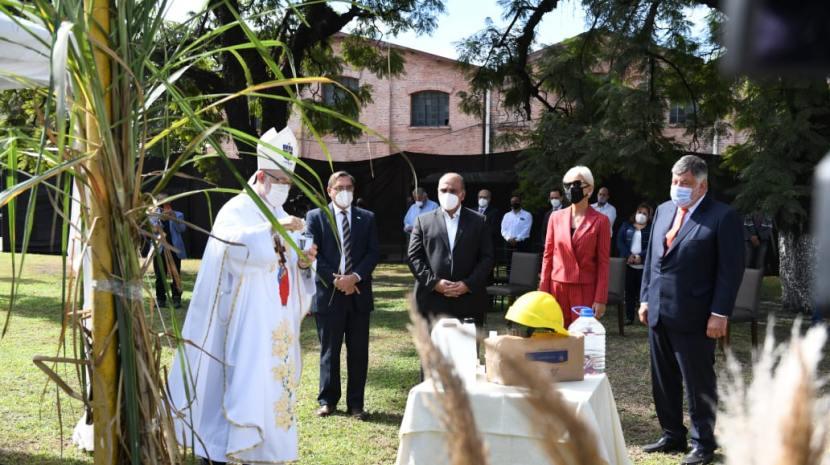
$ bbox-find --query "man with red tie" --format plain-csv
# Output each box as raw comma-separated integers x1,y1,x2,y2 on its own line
639,155,744,465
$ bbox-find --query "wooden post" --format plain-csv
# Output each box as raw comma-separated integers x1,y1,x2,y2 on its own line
84,0,118,463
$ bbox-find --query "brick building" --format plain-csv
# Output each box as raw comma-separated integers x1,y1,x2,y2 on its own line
287,34,525,161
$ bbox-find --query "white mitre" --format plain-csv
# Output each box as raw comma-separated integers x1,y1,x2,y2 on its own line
257,126,298,173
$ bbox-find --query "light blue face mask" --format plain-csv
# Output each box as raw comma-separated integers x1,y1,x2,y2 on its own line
670,184,694,208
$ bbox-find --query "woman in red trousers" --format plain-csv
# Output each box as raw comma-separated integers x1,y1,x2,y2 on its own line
539,166,610,327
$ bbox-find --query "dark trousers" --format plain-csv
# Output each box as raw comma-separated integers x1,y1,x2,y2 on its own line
744,241,768,270
315,295,371,411
624,266,644,321
649,322,718,452
153,252,182,303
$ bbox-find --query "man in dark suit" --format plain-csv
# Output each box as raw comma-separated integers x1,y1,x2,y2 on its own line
408,173,494,325
535,187,566,252
743,211,773,269
639,155,744,465
306,171,379,420
476,189,502,281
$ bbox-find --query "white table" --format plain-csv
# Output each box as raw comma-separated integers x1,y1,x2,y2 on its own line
396,374,632,465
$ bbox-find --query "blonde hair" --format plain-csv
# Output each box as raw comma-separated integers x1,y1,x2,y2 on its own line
563,166,595,188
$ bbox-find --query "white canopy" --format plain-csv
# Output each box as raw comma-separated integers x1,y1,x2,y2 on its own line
0,14,52,89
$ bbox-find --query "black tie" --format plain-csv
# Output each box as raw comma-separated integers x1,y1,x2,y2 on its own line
341,210,352,274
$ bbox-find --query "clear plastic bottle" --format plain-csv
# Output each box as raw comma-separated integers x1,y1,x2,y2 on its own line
567,306,606,374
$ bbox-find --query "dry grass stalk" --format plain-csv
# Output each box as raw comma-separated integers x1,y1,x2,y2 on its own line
490,340,606,465
718,319,829,465
407,302,489,465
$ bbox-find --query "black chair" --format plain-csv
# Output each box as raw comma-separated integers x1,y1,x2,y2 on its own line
606,257,627,336
486,252,541,313
724,268,764,348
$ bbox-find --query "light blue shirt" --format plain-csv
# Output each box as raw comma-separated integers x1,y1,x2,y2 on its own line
403,199,439,232
150,209,187,258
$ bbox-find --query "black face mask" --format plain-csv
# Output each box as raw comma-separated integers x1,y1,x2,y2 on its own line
511,203,521,211
565,184,585,204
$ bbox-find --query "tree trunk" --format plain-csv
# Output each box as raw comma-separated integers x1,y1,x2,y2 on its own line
777,229,814,313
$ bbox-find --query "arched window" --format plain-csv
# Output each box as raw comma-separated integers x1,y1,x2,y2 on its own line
411,91,449,127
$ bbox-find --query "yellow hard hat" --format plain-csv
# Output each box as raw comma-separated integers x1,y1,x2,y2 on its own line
505,291,569,336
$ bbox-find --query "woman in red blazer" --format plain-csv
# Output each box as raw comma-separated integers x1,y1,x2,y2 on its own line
539,166,611,326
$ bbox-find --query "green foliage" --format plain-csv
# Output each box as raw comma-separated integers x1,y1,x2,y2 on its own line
722,78,830,234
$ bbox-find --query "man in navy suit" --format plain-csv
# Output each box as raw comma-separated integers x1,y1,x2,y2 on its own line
639,155,744,465
306,171,379,420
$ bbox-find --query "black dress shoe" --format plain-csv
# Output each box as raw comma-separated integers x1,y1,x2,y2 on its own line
680,448,714,465
349,408,368,421
643,436,689,453
316,404,334,417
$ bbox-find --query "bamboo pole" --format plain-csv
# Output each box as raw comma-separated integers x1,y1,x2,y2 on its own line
84,0,118,464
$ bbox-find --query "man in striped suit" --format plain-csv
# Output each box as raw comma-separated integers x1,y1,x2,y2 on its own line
306,171,379,420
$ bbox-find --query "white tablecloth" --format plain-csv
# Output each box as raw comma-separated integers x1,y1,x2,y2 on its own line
396,374,631,465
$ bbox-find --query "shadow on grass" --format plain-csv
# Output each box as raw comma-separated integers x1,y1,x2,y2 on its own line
0,277,49,285
367,363,420,391
0,449,91,465
363,410,404,427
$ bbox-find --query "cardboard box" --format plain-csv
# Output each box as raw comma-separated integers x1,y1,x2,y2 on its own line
485,333,584,384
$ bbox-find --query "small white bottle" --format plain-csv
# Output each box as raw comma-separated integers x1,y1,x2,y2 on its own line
567,306,606,374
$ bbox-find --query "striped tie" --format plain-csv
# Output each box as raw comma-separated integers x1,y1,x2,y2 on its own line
341,210,353,274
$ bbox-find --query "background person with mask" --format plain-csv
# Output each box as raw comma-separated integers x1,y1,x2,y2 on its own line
168,127,317,465
592,186,617,237
536,188,566,253
150,193,187,308
403,187,438,235
639,155,744,465
306,171,380,420
407,173,494,325
477,189,504,280
539,166,610,327
501,195,533,257
616,203,653,324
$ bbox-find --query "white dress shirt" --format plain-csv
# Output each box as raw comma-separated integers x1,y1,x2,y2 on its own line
501,209,533,242
629,229,644,270
591,202,617,235
330,202,360,280
443,209,460,252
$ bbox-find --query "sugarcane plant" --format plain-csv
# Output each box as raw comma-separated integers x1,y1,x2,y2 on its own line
0,0,373,463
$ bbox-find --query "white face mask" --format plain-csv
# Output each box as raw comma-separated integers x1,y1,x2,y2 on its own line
478,198,489,208
670,184,694,208
334,190,353,208
438,192,460,211
550,198,562,209
415,200,424,208
635,213,648,225
265,184,290,208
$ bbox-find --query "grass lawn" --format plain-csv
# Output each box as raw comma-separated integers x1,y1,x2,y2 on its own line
0,253,823,464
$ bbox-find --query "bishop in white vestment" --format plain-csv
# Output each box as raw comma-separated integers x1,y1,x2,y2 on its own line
168,127,316,464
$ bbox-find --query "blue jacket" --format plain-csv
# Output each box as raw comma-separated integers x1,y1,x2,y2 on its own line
152,209,187,259
616,221,651,259
306,205,380,314
640,196,744,332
